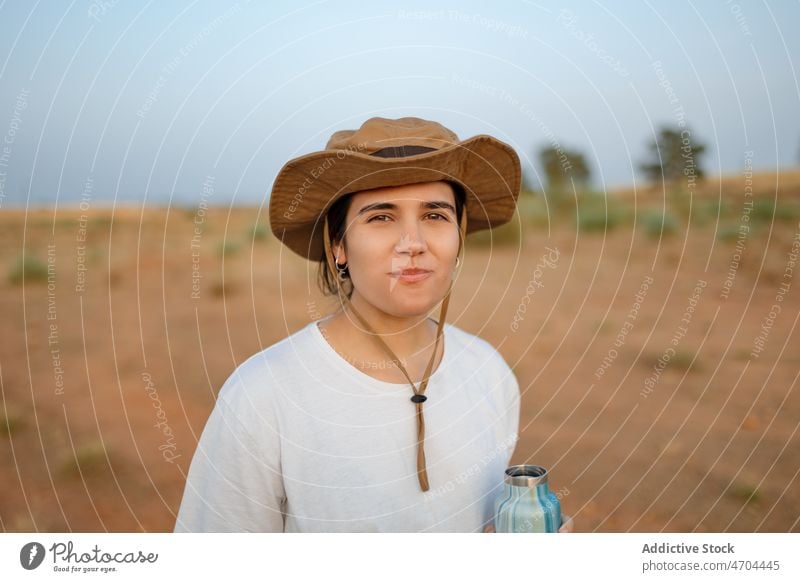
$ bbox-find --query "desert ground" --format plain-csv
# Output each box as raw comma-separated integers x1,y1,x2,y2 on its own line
1,170,799,532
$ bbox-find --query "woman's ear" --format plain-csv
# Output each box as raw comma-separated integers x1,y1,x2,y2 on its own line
332,239,347,265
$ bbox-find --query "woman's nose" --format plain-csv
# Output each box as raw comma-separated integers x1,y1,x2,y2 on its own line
394,229,426,254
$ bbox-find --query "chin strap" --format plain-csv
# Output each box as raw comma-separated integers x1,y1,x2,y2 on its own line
322,206,468,492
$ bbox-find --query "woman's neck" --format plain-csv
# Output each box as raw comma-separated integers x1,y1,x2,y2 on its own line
342,293,438,359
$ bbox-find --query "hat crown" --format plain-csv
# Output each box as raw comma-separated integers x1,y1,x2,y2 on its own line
325,116,460,155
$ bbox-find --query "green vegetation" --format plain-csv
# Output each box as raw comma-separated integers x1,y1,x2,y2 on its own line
249,222,270,242
640,126,707,184
669,349,699,371
640,209,679,238
539,145,592,192
716,224,744,242
751,199,800,221
515,192,551,228
731,483,761,504
216,240,241,257
7,254,49,284
465,218,522,247
0,409,25,438
59,441,111,477
640,349,699,372
511,183,800,240
575,195,627,233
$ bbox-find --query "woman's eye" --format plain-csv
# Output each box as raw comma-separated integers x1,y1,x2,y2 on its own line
367,213,449,222
367,214,391,222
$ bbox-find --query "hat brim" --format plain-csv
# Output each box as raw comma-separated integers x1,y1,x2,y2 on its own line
268,134,521,261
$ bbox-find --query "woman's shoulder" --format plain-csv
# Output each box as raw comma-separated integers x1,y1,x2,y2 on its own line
215,321,319,409
445,322,514,375
446,323,520,412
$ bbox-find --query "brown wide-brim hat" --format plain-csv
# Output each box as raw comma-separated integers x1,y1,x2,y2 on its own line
268,116,521,261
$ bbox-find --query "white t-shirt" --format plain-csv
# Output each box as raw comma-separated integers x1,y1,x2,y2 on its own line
174,314,520,532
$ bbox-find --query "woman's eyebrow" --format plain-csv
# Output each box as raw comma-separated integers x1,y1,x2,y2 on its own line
424,200,456,214
356,202,396,215
356,200,456,216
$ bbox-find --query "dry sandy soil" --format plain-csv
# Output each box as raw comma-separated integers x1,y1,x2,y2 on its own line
1,172,799,532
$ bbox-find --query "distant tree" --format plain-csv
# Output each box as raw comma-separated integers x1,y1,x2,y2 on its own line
521,171,539,195
538,145,591,191
641,126,706,184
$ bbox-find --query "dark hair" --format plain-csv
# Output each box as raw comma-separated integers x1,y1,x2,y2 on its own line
317,180,467,298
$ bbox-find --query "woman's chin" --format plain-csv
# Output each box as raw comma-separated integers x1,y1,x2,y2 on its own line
384,294,449,318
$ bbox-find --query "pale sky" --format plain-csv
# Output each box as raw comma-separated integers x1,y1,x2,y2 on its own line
0,0,798,207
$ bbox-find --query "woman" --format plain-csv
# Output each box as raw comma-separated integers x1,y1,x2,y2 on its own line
174,116,572,532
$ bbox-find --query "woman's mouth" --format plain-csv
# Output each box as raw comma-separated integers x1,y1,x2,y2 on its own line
390,268,433,283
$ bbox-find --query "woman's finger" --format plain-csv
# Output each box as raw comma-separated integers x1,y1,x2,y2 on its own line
483,523,496,533
558,514,574,533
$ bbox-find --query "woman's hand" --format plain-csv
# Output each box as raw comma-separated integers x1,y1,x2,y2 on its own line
558,514,573,533
483,514,573,533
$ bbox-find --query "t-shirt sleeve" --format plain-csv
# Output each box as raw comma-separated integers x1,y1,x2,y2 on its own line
173,371,286,532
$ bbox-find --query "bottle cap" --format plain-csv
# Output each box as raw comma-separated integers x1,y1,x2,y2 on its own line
504,464,549,487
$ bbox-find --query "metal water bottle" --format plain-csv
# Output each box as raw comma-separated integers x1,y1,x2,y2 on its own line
494,465,562,532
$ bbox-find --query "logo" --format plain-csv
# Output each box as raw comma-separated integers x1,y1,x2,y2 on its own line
20,542,46,570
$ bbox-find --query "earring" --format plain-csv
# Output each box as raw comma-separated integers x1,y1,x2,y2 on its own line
455,256,461,269
334,249,348,281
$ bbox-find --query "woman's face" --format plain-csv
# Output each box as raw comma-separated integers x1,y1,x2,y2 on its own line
333,181,461,318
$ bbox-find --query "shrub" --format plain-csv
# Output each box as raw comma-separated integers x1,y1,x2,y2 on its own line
717,224,745,242
641,209,679,238
250,223,269,241
466,218,522,247
7,255,49,284
0,409,25,438
59,441,111,477
576,206,623,232
216,240,241,257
